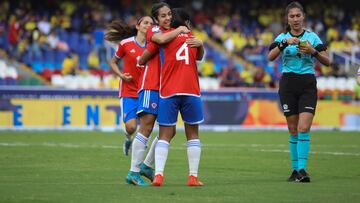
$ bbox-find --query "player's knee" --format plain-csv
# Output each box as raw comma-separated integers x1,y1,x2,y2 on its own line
125,125,137,135
288,126,297,135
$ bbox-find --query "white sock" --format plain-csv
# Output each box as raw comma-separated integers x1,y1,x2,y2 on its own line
187,139,201,177
155,140,170,176
143,135,158,168
130,133,148,172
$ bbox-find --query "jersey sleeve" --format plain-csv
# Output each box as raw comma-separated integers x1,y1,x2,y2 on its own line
312,33,323,47
274,33,284,43
147,41,159,55
312,33,327,52
146,26,161,43
115,43,125,59
269,33,284,51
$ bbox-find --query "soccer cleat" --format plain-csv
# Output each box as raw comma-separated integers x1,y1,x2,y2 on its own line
152,174,164,186
296,169,310,183
123,138,132,156
187,175,203,186
125,171,149,186
287,170,299,182
140,163,155,181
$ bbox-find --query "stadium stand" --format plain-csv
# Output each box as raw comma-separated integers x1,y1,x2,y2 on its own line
0,0,359,99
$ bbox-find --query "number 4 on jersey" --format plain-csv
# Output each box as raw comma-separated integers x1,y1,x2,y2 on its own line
176,43,189,65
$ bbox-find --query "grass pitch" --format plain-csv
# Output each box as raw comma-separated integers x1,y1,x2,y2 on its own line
0,130,359,203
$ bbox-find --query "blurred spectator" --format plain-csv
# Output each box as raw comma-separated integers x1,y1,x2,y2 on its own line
253,66,271,88
7,15,20,57
199,56,216,78
62,52,78,75
220,60,242,87
87,49,100,70
38,16,51,35
47,30,59,50
329,62,346,77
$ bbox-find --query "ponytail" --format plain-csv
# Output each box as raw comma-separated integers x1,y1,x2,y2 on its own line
104,20,137,43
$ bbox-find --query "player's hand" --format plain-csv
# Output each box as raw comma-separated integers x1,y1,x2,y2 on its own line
120,73,133,82
177,26,190,34
186,37,203,47
286,37,300,45
298,40,316,55
136,56,145,68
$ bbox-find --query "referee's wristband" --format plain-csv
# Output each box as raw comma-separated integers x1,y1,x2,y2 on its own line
311,50,319,57
278,39,288,51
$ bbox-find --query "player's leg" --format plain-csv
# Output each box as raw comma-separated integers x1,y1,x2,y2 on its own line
296,112,313,182
121,98,138,156
152,97,178,186
278,73,300,181
296,74,317,183
285,114,299,181
132,90,159,181
181,96,204,186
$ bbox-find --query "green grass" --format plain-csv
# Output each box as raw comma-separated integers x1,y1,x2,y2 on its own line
0,131,359,203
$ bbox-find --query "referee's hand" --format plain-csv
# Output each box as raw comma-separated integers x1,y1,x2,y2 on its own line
286,37,300,45
298,41,315,55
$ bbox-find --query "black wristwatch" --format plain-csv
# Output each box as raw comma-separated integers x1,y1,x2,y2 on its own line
311,50,319,57
278,39,288,51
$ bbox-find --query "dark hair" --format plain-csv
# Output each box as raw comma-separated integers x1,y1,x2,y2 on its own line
170,8,190,28
284,1,305,32
104,20,136,43
151,2,171,21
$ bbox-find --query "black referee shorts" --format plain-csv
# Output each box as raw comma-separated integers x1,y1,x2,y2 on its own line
278,73,317,117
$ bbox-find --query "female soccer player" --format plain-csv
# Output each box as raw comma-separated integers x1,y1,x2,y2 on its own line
131,2,191,185
268,1,330,182
140,8,205,187
105,16,155,186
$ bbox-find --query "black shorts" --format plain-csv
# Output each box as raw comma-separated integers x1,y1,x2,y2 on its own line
278,73,317,117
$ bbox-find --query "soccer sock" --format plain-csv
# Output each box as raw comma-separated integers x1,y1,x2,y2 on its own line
143,135,158,168
154,140,170,176
130,133,148,172
289,135,298,171
297,132,310,170
187,139,201,177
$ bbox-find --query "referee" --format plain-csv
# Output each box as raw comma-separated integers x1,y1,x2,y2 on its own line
268,1,330,183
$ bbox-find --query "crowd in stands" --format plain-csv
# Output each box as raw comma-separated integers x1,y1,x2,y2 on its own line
0,0,359,99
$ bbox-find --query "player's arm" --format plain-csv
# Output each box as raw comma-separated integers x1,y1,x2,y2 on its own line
268,37,299,61
299,42,330,66
186,37,205,61
110,56,132,82
138,42,158,65
151,26,190,45
138,50,155,66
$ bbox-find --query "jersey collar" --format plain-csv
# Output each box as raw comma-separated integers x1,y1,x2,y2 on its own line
289,29,306,38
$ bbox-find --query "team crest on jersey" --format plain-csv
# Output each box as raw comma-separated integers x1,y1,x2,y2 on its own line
152,26,160,32
130,49,135,53
151,102,157,109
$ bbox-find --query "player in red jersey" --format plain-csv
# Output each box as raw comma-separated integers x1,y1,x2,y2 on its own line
105,16,155,186
140,8,205,187
133,2,191,184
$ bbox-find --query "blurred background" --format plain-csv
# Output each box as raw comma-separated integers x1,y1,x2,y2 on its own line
0,0,359,130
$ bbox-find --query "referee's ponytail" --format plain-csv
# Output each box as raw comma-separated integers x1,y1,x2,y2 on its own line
284,1,305,33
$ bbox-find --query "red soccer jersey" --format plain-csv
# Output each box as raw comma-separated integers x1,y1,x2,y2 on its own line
138,26,162,91
115,36,145,98
160,31,200,98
